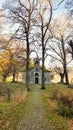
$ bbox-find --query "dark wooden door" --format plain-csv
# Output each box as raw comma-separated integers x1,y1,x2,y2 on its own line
35,77,39,84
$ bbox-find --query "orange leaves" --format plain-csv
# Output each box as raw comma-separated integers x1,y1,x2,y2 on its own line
0,39,26,81
0,50,17,80
0,120,3,125
0,58,9,70
13,91,26,103
0,51,12,71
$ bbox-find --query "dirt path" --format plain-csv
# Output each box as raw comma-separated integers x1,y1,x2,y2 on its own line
18,85,55,130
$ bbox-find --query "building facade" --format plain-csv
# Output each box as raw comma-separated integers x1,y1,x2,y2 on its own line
22,58,51,84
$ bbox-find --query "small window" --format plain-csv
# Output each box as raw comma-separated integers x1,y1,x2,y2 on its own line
44,77,46,81
36,68,38,71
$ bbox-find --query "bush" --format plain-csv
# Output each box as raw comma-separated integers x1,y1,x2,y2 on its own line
52,88,73,117
0,83,11,101
51,88,61,100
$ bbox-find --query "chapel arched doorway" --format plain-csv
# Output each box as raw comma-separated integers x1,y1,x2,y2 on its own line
35,72,39,84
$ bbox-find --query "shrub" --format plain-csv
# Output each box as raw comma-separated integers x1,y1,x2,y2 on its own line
52,88,73,117
0,83,11,102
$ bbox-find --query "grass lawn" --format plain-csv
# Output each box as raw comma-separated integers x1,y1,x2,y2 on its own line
0,82,27,130
30,83,73,130
40,84,73,130
0,83,73,130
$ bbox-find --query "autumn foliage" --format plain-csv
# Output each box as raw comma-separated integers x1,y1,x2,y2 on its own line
52,88,73,117
0,40,26,82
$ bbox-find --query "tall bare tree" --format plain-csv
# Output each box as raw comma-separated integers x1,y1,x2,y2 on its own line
37,0,64,88
37,0,53,89
68,40,73,58
3,0,37,90
47,15,72,84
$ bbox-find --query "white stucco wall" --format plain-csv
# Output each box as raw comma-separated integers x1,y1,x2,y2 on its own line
22,69,51,84
44,72,51,84
22,72,26,83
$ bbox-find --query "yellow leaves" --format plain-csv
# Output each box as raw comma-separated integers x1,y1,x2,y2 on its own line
0,68,2,74
29,59,34,68
1,51,11,60
0,50,16,76
0,51,10,70
0,40,26,79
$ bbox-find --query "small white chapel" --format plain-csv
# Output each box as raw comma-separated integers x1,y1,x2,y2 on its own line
22,58,51,84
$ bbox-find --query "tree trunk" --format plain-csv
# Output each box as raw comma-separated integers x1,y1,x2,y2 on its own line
12,67,16,82
60,73,64,83
13,73,16,82
61,36,69,84
3,75,7,82
41,23,45,89
16,73,18,82
26,36,30,90
64,65,69,84
41,49,45,89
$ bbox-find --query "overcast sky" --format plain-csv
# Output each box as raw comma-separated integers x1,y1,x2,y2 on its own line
0,0,69,68
0,0,4,6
